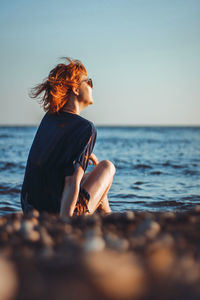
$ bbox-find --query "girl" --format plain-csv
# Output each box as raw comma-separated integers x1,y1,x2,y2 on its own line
20,57,115,217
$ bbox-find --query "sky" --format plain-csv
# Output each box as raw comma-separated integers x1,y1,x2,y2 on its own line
0,0,200,126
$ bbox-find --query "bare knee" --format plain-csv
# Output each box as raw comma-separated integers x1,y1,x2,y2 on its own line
99,160,116,176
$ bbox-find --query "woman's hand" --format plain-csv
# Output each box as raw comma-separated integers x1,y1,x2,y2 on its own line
88,153,99,165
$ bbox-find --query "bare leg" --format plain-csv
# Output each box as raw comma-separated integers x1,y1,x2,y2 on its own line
96,182,113,213
80,170,112,213
80,160,116,214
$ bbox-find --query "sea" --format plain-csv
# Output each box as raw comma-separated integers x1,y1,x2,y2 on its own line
0,126,200,216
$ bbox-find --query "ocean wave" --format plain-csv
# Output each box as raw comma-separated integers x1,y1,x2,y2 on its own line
131,186,142,190
183,170,198,175
0,206,16,211
162,162,184,169
181,195,200,202
0,134,10,138
150,171,163,175
0,184,21,195
115,193,152,199
144,200,193,208
134,164,153,169
0,161,25,171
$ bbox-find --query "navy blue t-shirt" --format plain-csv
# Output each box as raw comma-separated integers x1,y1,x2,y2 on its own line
20,111,97,213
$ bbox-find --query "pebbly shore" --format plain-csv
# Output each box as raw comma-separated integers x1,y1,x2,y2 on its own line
0,207,200,300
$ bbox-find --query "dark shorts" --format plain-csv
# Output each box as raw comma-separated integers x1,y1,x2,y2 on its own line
21,191,34,214
73,186,91,216
21,186,91,216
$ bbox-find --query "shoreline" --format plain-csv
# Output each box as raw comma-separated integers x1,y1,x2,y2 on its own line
0,208,200,300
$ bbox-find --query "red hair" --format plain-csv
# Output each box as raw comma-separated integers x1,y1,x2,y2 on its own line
29,57,87,114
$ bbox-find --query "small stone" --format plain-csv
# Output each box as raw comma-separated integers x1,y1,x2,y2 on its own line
27,230,40,242
60,216,71,224
20,220,34,234
14,211,23,219
0,258,18,300
29,209,40,218
156,233,174,247
31,217,39,226
135,219,160,239
84,226,102,238
83,227,105,252
85,214,102,227
84,236,105,252
20,220,40,242
178,256,199,283
103,212,123,224
40,246,54,258
125,211,135,221
194,205,200,213
0,232,9,241
0,217,7,226
40,227,54,247
63,224,72,234
21,246,34,258
104,233,129,251
12,220,21,231
189,216,198,223
163,211,176,219
83,250,146,299
130,236,146,248
5,224,14,235
147,245,175,275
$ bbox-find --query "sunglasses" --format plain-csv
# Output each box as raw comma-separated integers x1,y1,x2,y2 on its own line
80,78,93,88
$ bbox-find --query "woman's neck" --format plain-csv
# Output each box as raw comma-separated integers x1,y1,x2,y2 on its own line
61,102,81,115
61,108,78,115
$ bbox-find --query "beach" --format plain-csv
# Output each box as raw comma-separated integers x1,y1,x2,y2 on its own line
0,208,200,300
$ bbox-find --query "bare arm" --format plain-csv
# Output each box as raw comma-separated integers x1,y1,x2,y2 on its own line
59,165,84,217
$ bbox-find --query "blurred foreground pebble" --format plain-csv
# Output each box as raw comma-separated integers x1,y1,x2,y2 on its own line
0,207,200,300
0,258,18,300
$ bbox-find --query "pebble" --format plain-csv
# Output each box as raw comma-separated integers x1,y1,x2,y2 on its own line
0,217,7,226
135,219,160,238
60,216,70,224
20,220,40,242
40,246,54,259
12,220,21,232
162,211,176,219
0,258,18,300
5,224,14,235
63,224,73,234
147,245,175,275
20,220,34,233
28,209,40,218
155,233,175,247
39,227,54,247
178,256,200,283
83,250,146,299
125,211,135,221
83,235,105,252
194,205,200,213
104,232,129,251
83,227,105,252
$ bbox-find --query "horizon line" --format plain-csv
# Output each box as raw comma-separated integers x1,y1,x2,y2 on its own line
0,124,200,127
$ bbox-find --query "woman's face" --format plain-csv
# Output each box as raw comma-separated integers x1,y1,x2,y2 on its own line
77,74,94,106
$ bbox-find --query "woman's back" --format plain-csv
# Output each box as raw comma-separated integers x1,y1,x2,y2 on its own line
21,110,97,213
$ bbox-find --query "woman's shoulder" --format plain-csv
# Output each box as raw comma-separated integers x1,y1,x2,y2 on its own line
41,111,96,135
76,115,96,132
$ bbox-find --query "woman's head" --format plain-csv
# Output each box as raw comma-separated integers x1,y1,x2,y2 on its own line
29,57,93,114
